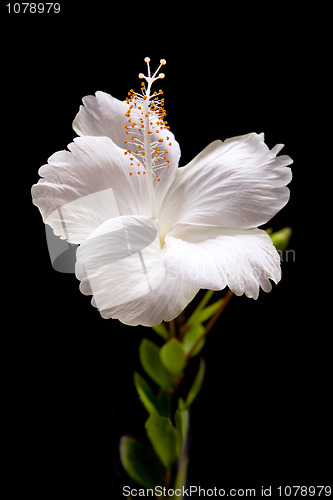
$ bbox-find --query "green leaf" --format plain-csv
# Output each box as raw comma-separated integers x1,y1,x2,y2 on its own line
152,322,169,341
134,372,171,418
175,408,189,458
195,298,223,324
134,372,159,415
173,452,189,499
178,398,186,412
120,436,165,488
183,324,205,357
139,339,174,391
188,289,215,324
270,227,292,252
155,390,172,419
145,415,178,468
185,358,206,408
160,338,186,375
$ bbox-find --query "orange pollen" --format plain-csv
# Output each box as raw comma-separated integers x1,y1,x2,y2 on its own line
124,58,170,184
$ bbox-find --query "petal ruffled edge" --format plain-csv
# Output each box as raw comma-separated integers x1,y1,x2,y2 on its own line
163,225,281,299
75,215,199,326
31,136,152,243
161,133,292,231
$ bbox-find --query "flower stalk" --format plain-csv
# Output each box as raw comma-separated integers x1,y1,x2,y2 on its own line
119,228,292,497
120,287,230,498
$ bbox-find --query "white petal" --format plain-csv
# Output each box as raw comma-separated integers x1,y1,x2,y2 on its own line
76,215,198,326
163,224,281,299
32,136,151,243
161,133,292,231
96,271,199,327
73,91,129,149
73,91,181,204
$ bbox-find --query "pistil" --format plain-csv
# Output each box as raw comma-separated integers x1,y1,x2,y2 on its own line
123,57,170,218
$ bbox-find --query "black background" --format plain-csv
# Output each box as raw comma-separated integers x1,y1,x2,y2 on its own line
2,2,330,498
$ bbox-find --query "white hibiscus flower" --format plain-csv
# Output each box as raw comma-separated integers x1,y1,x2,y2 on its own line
32,58,292,327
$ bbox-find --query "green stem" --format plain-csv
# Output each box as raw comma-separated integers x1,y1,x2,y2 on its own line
129,290,234,495
168,319,176,338
204,289,233,336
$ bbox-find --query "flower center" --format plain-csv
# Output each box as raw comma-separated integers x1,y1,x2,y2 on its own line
160,233,166,248
123,57,172,182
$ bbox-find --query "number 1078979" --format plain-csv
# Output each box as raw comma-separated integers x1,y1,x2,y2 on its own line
6,3,61,13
